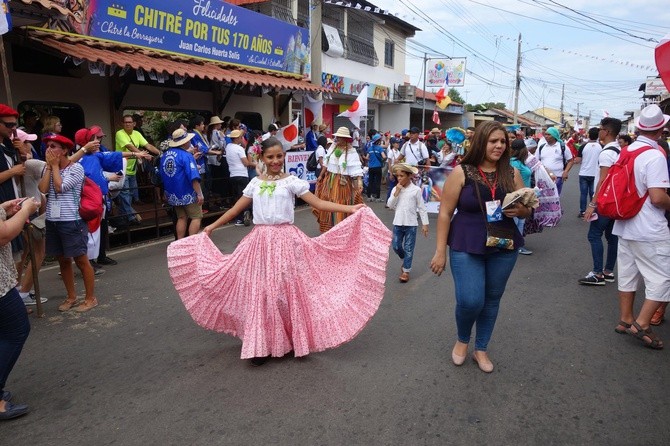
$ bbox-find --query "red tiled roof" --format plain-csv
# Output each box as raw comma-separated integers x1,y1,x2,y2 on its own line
28,29,323,92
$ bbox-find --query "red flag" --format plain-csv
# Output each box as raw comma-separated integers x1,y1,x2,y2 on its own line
432,108,441,125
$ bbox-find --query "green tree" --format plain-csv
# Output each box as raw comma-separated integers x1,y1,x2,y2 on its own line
465,102,507,112
447,88,465,104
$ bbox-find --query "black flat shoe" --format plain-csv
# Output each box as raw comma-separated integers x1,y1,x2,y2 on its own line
96,256,118,266
250,356,269,367
0,402,29,420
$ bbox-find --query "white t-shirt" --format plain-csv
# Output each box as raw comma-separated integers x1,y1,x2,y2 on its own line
315,144,327,167
400,140,429,166
538,141,573,176
578,141,602,176
226,143,248,178
594,141,620,187
612,137,670,242
387,148,401,166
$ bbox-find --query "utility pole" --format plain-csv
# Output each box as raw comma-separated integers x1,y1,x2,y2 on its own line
513,33,521,124
422,52,427,132
559,83,565,126
576,102,583,129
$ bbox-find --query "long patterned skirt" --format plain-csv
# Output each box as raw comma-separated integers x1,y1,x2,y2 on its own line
313,171,364,233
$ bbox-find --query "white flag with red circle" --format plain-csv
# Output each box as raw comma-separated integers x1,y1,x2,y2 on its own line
656,33,670,92
338,85,368,127
275,118,300,151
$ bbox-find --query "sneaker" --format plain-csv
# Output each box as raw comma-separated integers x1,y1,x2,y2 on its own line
90,261,105,276
518,247,533,255
234,220,244,227
603,272,615,283
578,212,585,218
21,292,48,306
243,210,252,227
578,272,605,286
96,256,118,266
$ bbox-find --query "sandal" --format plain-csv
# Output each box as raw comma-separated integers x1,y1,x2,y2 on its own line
626,322,663,350
614,320,632,334
399,272,409,283
74,299,98,313
58,299,77,312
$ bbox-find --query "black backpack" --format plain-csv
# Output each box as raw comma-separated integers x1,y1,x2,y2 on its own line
306,151,318,172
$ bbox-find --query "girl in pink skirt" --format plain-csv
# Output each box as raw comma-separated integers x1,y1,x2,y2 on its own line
167,137,392,366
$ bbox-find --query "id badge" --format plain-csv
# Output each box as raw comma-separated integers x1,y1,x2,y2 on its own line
50,202,61,219
485,200,502,222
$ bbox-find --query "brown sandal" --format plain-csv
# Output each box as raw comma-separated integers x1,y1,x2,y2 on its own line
399,271,409,283
58,299,77,312
626,322,663,350
614,320,631,334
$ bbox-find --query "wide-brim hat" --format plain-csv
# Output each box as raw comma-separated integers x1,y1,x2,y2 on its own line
318,124,328,132
169,129,195,147
208,116,224,126
392,163,418,176
431,127,441,133
43,133,74,151
333,126,352,139
229,129,244,138
635,104,670,132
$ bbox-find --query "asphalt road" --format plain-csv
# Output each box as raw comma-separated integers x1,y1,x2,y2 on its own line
2,179,669,445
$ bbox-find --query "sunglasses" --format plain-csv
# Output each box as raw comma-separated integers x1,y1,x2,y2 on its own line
1,121,18,128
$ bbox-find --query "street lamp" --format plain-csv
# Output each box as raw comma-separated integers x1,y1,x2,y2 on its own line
513,33,548,124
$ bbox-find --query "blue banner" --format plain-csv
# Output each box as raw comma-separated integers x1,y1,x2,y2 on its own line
0,0,11,35
38,0,311,78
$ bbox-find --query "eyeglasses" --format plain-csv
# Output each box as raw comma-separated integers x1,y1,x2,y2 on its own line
0,121,18,128
123,121,134,124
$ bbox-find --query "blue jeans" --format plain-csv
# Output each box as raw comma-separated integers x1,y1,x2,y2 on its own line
449,248,518,351
118,175,138,223
514,217,525,236
0,288,30,394
393,226,417,272
579,176,595,213
555,177,564,195
587,215,617,274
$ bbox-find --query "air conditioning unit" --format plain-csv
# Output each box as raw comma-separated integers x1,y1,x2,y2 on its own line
396,85,416,103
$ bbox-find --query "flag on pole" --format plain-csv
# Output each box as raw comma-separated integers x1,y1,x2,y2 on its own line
275,118,300,152
338,85,368,128
435,75,452,110
655,32,670,92
304,95,324,129
432,108,441,125
0,0,12,35
602,110,610,118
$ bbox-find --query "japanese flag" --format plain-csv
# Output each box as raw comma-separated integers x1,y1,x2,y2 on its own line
304,95,324,130
276,118,300,152
338,85,368,127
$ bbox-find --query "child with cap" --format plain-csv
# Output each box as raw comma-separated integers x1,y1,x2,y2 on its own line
387,163,429,283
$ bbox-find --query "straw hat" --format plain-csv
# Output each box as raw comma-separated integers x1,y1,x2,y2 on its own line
318,124,328,132
392,163,418,176
333,126,352,139
208,116,224,126
169,128,195,147
229,129,244,138
431,127,441,133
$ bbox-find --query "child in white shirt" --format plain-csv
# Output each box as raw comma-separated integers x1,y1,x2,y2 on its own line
386,163,429,283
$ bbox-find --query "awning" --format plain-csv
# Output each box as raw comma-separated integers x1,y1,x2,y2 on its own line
26,29,323,92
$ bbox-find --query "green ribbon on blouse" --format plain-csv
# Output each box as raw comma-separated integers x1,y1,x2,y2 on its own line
259,181,277,197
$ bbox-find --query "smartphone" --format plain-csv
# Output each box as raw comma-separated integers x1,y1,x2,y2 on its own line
17,197,30,207
502,195,523,210
588,212,598,221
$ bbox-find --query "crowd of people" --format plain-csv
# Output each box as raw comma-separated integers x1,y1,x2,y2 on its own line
1,102,669,421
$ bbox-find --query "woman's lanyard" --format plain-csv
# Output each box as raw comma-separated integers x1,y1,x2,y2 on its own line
478,167,498,199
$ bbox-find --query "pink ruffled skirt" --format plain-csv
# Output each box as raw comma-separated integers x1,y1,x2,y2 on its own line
167,207,392,359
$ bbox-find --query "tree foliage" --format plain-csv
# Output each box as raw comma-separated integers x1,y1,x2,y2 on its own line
447,88,465,104
465,102,507,112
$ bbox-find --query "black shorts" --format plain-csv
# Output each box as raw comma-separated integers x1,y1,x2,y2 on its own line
45,220,88,258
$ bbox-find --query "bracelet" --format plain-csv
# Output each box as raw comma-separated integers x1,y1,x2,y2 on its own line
588,202,597,208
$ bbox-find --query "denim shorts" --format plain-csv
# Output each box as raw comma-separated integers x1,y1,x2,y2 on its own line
45,220,88,258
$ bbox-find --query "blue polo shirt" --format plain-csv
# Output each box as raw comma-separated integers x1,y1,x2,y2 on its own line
191,131,209,171
367,143,385,168
160,148,201,206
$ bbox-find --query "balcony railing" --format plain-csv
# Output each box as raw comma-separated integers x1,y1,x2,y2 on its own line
344,34,379,67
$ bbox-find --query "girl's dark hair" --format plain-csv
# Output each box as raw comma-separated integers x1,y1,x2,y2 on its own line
461,121,515,192
317,135,328,147
618,134,633,145
229,118,241,131
261,136,283,154
510,138,528,163
189,115,205,130
166,120,184,138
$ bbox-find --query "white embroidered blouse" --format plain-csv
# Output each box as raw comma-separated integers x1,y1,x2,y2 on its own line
242,175,310,225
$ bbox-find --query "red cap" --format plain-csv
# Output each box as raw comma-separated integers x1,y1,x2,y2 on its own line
43,133,74,151
88,125,105,139
74,128,89,147
0,104,19,118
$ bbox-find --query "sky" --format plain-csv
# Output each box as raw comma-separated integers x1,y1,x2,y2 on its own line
370,0,669,122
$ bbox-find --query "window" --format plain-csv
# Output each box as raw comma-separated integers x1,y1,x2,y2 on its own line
345,11,379,66
384,40,394,68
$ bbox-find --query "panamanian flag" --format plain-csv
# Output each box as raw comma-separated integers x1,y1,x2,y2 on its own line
0,0,11,35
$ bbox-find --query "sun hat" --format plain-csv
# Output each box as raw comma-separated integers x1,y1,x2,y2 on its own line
229,129,244,139
635,104,670,132
545,127,561,142
392,163,419,176
431,127,441,133
318,124,328,132
208,116,224,126
169,128,195,147
333,126,352,139
15,129,37,143
42,133,74,151
371,133,382,143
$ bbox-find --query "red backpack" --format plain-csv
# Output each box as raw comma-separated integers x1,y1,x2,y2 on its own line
78,177,104,221
596,145,656,220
